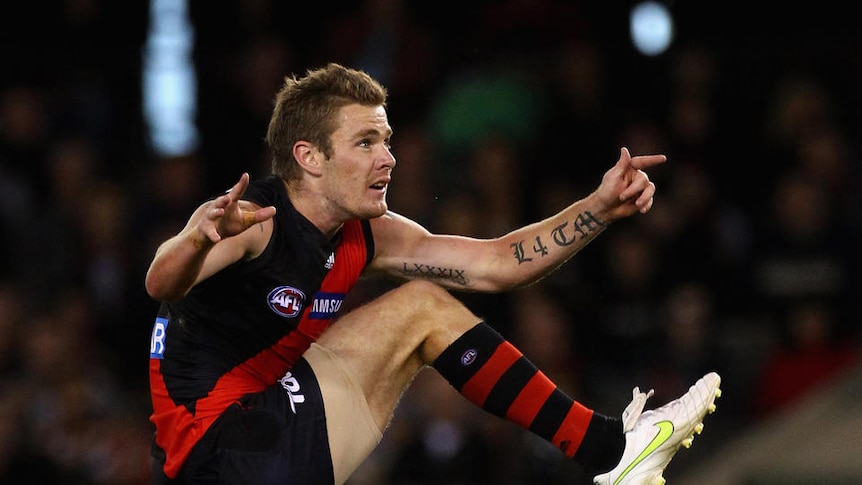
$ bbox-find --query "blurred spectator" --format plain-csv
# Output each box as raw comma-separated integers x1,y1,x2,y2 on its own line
751,299,860,419
379,371,500,485
465,136,525,238
540,38,614,188
315,0,443,124
648,281,725,405
14,289,150,484
385,122,437,228
751,169,850,319
580,223,664,412
14,135,96,294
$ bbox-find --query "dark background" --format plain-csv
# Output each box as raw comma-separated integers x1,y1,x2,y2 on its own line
0,1,859,484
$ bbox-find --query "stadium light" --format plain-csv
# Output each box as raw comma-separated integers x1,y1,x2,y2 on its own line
630,1,674,56
142,0,199,157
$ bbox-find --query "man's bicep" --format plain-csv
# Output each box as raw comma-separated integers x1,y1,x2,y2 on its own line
369,214,494,290
367,212,429,276
398,235,482,289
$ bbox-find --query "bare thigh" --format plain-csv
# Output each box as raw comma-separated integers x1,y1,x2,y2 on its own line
303,342,380,485
316,279,480,434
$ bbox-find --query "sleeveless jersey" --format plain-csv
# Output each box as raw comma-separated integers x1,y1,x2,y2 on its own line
148,176,374,478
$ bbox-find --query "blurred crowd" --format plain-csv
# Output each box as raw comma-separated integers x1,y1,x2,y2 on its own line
1,1,860,484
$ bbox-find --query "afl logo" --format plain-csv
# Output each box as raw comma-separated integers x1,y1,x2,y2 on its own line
461,348,478,366
267,286,306,318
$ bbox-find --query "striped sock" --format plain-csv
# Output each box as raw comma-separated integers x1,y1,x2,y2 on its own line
432,322,623,472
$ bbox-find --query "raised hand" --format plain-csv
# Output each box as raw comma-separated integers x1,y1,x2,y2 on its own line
594,147,666,222
194,173,277,247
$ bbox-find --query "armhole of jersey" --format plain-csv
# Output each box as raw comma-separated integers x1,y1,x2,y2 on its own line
360,219,374,267
241,178,279,263
241,176,274,208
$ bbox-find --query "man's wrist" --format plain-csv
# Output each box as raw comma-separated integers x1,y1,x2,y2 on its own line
584,192,615,225
188,230,215,251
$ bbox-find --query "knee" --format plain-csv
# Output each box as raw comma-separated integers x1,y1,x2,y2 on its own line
394,280,473,318
393,281,480,362
396,279,456,305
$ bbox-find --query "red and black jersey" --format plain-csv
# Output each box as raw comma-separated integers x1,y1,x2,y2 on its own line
148,176,374,479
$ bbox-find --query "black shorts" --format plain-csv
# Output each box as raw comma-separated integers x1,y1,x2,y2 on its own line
151,357,335,485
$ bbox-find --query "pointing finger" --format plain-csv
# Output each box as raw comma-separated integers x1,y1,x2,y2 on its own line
629,153,667,170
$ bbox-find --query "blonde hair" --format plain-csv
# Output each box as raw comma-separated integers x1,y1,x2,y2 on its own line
265,63,388,180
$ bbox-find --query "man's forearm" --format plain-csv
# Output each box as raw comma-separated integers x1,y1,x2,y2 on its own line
500,194,609,286
145,230,212,301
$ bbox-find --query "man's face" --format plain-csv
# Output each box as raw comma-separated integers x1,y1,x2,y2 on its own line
320,103,395,221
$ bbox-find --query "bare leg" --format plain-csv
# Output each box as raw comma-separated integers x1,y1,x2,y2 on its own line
314,280,630,484
317,280,481,431
312,280,481,483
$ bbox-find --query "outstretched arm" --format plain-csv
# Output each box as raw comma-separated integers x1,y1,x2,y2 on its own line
145,173,277,301
369,147,666,292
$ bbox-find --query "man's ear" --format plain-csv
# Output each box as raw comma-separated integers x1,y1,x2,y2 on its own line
293,141,324,176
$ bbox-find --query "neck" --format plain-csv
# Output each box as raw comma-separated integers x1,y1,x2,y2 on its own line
284,179,344,239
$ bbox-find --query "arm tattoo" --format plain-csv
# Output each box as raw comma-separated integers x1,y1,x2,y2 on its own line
400,262,469,286
510,210,606,265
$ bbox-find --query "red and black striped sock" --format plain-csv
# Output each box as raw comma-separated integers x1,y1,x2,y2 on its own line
432,322,624,474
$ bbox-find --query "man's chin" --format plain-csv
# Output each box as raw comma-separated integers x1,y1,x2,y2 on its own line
361,203,388,219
